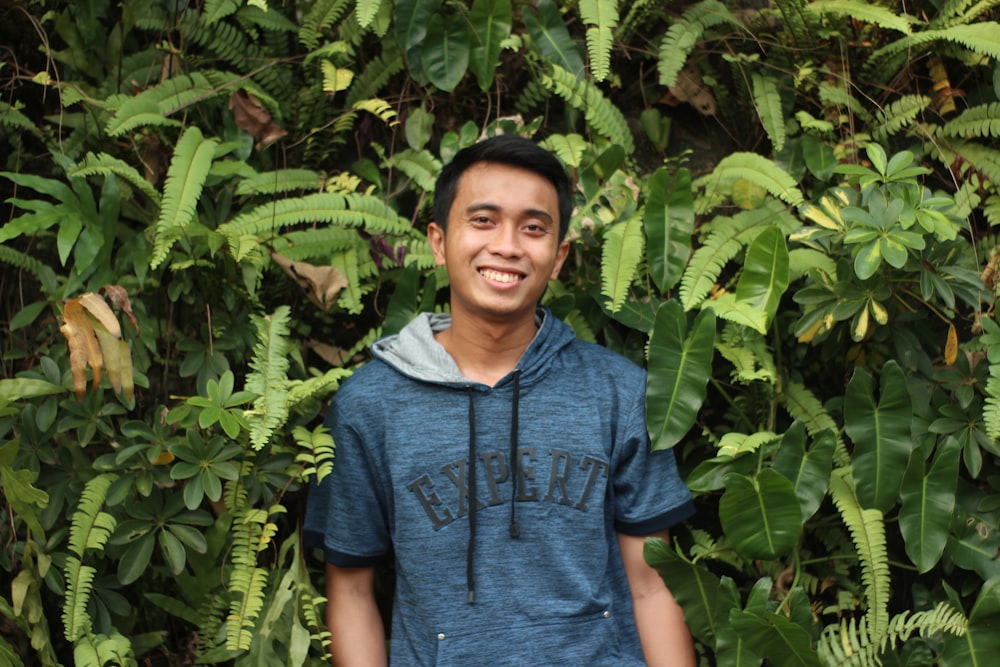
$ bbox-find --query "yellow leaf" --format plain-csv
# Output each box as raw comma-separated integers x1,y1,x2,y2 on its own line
61,300,104,394
869,299,889,325
94,328,135,405
851,306,869,342
78,292,122,338
944,323,958,365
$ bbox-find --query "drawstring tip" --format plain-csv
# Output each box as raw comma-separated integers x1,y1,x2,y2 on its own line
509,523,520,539
467,591,475,604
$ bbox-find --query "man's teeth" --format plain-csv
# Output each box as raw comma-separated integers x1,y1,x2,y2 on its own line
480,269,521,283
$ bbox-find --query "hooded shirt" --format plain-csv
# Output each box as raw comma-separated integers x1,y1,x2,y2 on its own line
304,308,695,666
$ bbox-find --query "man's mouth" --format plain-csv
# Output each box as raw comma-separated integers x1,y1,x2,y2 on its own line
479,268,523,284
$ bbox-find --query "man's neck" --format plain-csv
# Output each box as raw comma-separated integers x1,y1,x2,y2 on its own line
435,309,539,386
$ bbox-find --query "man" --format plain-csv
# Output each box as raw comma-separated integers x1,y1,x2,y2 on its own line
304,135,696,666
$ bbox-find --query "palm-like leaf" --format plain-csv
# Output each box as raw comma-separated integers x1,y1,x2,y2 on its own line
600,212,644,313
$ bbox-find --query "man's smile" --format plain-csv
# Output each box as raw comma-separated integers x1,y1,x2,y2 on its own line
479,268,524,284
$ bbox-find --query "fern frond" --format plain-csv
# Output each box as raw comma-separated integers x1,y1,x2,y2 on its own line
538,63,634,153
931,0,1000,29
579,0,619,82
68,474,117,557
933,138,1000,185
872,95,931,143
780,380,849,465
751,72,786,152
0,245,51,281
356,0,383,29
817,602,967,667
272,227,359,261
773,0,820,48
235,169,324,196
829,467,890,638
617,0,654,45
245,306,291,451
331,244,376,314
679,202,786,309
203,0,240,25
299,0,353,50
601,212,644,313
236,3,300,32
226,505,285,650
182,16,294,98
657,0,741,87
62,557,96,642
818,82,876,128
805,0,915,34
865,23,1000,83
287,369,352,411
942,102,1000,139
150,126,219,269
984,194,1000,228
353,97,399,126
694,153,804,209
293,424,337,483
0,102,37,134
70,152,161,203
105,73,220,137
386,148,441,193
345,43,406,107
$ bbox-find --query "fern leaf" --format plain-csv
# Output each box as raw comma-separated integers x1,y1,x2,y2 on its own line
287,368,352,409
933,139,1000,185
872,95,931,143
353,97,399,126
272,227,359,261
931,0,1000,28
299,0,352,50
942,102,1000,139
772,0,819,47
68,474,117,557
226,506,285,649
387,148,441,193
70,152,161,203
62,557,96,642
829,467,890,639
0,245,52,282
579,0,619,82
601,212,644,313
984,194,1000,228
105,73,220,137
356,0,382,28
805,0,915,34
539,63,634,153
0,102,38,133
751,72,786,152
780,380,850,465
235,169,324,196
150,127,218,269
818,82,876,127
238,4,300,33
245,306,291,451
293,424,337,483
866,23,1000,82
980,317,1000,440
331,244,374,314
346,43,405,107
694,152,804,209
203,0,240,25
658,0,741,87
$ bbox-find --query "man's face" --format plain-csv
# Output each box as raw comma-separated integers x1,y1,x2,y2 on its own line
428,161,570,325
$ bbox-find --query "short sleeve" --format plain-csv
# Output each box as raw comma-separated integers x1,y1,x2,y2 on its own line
611,382,695,535
303,394,392,566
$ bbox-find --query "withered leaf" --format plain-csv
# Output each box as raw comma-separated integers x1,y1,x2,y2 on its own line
306,339,350,367
78,292,122,338
271,251,348,312
667,65,717,116
100,285,140,333
228,89,288,151
95,327,135,406
62,300,104,394
944,323,958,365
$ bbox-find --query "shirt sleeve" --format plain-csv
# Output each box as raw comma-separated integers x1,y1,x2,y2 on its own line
611,380,695,536
303,392,393,566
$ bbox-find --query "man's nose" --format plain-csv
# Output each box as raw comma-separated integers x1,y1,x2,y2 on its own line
487,221,522,256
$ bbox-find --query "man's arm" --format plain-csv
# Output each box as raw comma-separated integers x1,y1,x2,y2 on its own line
325,563,387,667
617,531,696,667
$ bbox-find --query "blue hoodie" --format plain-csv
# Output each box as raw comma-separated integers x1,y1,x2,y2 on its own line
304,308,695,665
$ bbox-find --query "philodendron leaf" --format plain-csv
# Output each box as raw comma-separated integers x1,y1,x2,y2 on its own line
646,300,716,450
422,13,470,92
899,438,959,573
720,470,802,560
644,167,694,293
730,609,821,667
942,575,1000,666
644,538,724,646
704,226,789,334
468,0,512,91
845,360,913,512
772,422,836,521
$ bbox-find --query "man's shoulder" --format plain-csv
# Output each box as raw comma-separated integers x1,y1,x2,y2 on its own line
561,337,645,377
332,358,401,403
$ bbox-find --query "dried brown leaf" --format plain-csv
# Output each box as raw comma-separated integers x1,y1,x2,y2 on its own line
100,285,140,333
668,65,717,116
306,339,350,367
95,327,135,405
271,251,348,312
945,323,959,365
62,300,104,393
228,89,288,151
78,292,121,338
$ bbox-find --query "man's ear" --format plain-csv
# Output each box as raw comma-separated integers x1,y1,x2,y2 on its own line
550,239,570,280
428,222,447,267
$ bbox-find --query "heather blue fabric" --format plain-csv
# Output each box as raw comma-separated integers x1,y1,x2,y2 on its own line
304,308,695,666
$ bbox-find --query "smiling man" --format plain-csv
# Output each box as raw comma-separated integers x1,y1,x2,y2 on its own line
305,135,696,666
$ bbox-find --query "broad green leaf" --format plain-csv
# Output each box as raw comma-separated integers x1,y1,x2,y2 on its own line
469,0,512,91
946,514,1000,580
523,0,584,77
0,378,64,408
772,423,836,521
646,301,716,450
719,470,803,560
801,133,837,181
644,538,724,645
422,13,471,92
644,167,694,293
57,213,83,266
118,533,155,585
942,576,1000,666
899,439,959,572
730,610,821,667
394,0,442,82
601,212,644,313
729,226,789,332
846,361,913,512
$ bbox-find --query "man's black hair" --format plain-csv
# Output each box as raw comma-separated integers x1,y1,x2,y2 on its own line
432,135,573,240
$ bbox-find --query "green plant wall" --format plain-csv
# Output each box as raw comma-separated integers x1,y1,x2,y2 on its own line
2,0,1000,665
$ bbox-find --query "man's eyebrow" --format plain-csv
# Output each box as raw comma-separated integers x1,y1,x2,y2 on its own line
465,202,554,224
